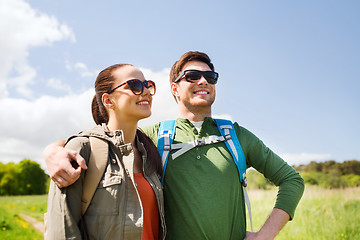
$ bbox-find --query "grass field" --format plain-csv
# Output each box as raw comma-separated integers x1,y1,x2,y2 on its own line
247,187,360,239
0,195,45,239
0,187,359,239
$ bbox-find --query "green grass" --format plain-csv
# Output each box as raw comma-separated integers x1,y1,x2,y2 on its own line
247,187,360,239
0,195,47,221
0,195,47,239
1,188,359,239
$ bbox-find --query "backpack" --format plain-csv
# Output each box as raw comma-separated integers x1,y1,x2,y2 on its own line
44,136,109,239
157,119,253,231
81,136,109,216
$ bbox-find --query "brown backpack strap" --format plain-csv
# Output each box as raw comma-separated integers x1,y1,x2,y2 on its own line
81,137,109,215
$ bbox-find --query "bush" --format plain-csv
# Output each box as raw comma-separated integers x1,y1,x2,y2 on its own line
342,174,360,187
300,171,359,189
246,169,273,190
0,160,47,196
301,172,322,185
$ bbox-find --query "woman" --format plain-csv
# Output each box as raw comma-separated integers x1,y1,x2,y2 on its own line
45,64,166,240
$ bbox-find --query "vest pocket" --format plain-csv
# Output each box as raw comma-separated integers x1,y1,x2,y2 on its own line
86,171,124,216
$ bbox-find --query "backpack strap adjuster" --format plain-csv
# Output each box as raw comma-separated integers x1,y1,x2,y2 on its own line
224,134,232,141
242,175,248,187
195,138,206,147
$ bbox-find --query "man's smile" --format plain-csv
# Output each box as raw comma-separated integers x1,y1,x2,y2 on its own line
194,89,209,95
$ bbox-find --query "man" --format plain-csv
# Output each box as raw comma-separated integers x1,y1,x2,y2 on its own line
45,51,304,239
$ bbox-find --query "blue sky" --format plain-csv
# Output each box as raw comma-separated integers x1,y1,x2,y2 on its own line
1,0,359,169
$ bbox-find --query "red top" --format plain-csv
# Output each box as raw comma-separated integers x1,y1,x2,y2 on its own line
134,172,160,240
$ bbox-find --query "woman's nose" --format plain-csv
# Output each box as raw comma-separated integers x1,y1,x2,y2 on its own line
142,86,151,95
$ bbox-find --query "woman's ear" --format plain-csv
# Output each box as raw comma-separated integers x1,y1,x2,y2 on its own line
102,93,114,109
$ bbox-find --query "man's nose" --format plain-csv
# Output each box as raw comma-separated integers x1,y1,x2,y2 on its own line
197,75,208,85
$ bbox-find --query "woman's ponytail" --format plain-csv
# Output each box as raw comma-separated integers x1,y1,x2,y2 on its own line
91,95,108,124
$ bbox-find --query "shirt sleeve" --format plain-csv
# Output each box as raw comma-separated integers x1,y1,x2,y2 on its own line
234,123,305,220
140,123,160,146
45,137,90,239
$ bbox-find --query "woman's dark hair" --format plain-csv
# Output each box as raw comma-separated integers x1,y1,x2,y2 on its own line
137,129,163,176
91,64,132,124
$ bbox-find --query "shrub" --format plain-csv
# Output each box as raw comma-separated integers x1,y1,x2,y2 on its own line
0,160,47,196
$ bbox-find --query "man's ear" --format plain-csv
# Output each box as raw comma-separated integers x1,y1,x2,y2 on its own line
171,82,180,98
102,93,114,109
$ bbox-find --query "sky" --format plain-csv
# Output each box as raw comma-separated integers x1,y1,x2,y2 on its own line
0,0,359,171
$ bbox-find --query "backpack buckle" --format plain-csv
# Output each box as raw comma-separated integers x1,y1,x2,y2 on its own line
242,176,248,187
195,139,206,147
224,134,232,141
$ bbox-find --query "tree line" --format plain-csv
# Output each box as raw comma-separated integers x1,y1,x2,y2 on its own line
1,159,359,195
294,160,360,189
247,160,360,189
0,159,48,196
293,160,360,175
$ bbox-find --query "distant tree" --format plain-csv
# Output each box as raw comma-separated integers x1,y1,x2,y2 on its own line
0,163,19,195
293,164,305,172
325,168,346,188
0,162,5,180
321,160,337,174
304,161,322,172
340,160,360,175
297,160,360,176
17,159,47,195
301,172,322,185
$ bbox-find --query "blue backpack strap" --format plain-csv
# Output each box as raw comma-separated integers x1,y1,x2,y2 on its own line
157,120,176,184
215,119,253,231
214,118,247,186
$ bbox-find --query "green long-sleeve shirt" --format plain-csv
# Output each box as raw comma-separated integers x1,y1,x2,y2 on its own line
142,117,304,240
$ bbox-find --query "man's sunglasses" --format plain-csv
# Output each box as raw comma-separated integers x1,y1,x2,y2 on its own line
174,70,219,84
108,79,156,95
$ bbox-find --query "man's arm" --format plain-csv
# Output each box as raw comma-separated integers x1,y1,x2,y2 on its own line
43,140,87,188
245,208,290,240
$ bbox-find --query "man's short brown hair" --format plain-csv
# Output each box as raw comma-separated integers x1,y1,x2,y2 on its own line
169,51,215,84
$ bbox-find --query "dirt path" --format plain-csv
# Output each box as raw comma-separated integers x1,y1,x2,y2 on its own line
19,213,44,235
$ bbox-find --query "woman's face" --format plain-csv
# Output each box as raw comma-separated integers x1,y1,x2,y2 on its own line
108,65,153,122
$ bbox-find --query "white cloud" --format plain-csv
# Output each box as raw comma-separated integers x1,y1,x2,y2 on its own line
280,153,332,166
47,78,72,92
0,89,94,169
74,62,99,78
0,0,75,98
65,61,99,79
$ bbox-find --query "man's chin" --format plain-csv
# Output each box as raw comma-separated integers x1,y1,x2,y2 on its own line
191,99,214,107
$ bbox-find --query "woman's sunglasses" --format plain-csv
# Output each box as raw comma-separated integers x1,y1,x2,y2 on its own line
108,79,156,95
174,70,219,84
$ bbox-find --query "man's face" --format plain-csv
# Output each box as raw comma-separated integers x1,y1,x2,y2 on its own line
171,61,216,109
